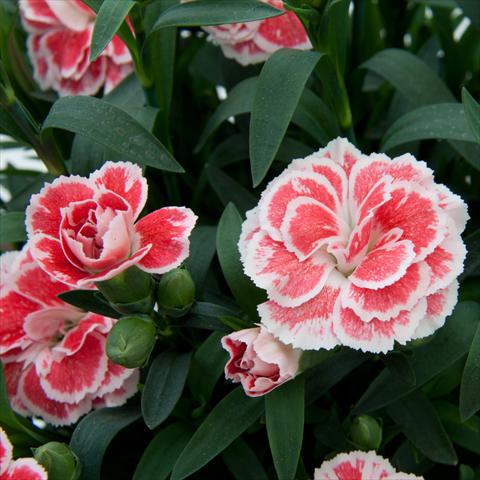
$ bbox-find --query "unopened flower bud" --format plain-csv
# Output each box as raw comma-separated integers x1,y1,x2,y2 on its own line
157,268,195,317
106,315,156,368
34,442,78,480
350,415,382,451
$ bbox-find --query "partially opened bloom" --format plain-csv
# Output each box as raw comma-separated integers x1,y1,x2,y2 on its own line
221,326,301,396
19,0,133,96
0,248,139,426
200,0,311,65
0,427,47,480
240,138,468,353
314,451,423,480
26,161,197,287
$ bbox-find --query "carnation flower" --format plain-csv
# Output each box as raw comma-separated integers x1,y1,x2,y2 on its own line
240,138,468,353
26,161,197,287
0,427,47,480
19,0,134,96
314,450,423,479
200,0,311,65
0,247,139,426
221,326,301,396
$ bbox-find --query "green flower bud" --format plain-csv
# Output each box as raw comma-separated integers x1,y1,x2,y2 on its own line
34,442,79,480
350,415,382,451
106,315,156,368
157,268,195,317
96,266,154,314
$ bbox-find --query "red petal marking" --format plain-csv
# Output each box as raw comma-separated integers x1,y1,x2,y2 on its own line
350,239,415,290
26,176,95,239
20,0,58,29
342,262,430,322
135,207,197,274
244,231,335,307
374,184,445,261
45,0,93,31
413,281,458,340
239,207,261,265
105,36,132,64
4,459,48,480
26,34,54,89
436,184,469,234
30,235,88,287
56,56,107,96
222,40,269,66
355,176,392,224
0,291,38,354
281,197,346,260
24,307,81,343
91,162,147,220
258,272,345,350
19,365,92,427
258,170,338,241
0,427,12,476
334,299,425,353
104,61,133,93
424,234,466,295
94,361,135,397
93,368,139,408
305,156,348,204
2,363,29,416
321,138,362,177
42,28,91,78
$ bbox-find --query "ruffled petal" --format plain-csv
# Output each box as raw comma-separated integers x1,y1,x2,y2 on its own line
92,368,139,408
3,458,48,480
0,427,12,476
45,0,93,31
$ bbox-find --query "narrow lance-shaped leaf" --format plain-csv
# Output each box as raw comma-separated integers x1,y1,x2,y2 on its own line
222,437,268,480
462,88,480,144
460,323,480,421
0,211,26,243
250,49,322,187
42,96,183,172
90,0,135,61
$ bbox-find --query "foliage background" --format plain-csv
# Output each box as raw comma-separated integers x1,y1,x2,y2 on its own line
1,0,480,479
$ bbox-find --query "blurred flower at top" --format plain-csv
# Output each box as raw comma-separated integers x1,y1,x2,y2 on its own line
193,0,311,65
0,247,139,426
19,0,133,96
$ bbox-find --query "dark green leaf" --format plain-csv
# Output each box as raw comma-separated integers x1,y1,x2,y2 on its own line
410,0,456,7
57,290,121,318
462,88,480,144
460,323,480,420
384,352,416,386
354,302,480,414
0,211,26,243
387,391,457,465
266,376,305,480
188,331,228,405
171,387,264,480
90,0,135,61
460,229,480,280
133,423,192,480
216,204,266,320
70,406,140,480
457,0,480,30
222,437,268,480
150,0,283,31
250,49,322,186
141,351,191,429
43,96,183,172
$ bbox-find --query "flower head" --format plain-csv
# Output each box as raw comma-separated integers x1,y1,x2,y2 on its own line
314,451,423,480
240,138,468,353
201,0,311,65
0,427,47,480
26,161,197,288
221,326,301,396
0,248,139,426
19,0,133,96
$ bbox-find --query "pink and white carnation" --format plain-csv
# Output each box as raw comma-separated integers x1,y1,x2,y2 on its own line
26,161,197,288
0,247,139,426
314,450,423,480
19,0,134,96
240,138,468,353
0,427,47,480
221,326,301,396
200,0,311,66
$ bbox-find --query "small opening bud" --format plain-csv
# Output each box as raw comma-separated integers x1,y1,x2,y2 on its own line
157,268,196,317
350,415,382,451
34,442,78,480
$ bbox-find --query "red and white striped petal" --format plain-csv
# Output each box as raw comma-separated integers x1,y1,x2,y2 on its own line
355,176,393,225
220,40,269,66
0,427,12,476
20,0,59,32
413,281,458,340
2,362,30,416
281,197,347,260
24,307,82,343
342,262,430,322
334,299,426,353
258,170,338,241
350,239,415,290
318,137,364,177
374,183,446,261
134,207,197,274
27,34,55,90
26,175,95,239
105,36,132,65
39,333,108,404
90,162,147,220
45,0,93,31
258,272,345,350
19,365,92,427
104,61,133,93
3,458,48,480
239,207,261,265
94,361,136,397
436,184,469,234
93,368,139,408
56,56,107,96
244,231,335,307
